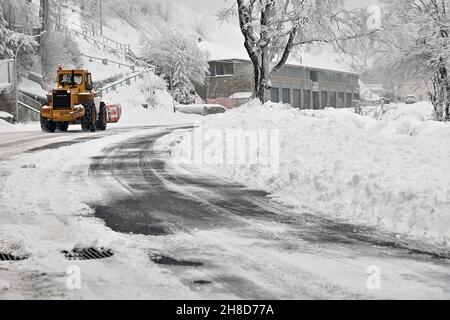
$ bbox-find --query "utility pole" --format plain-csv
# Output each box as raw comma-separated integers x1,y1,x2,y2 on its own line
57,1,61,31
99,0,103,36
39,0,50,33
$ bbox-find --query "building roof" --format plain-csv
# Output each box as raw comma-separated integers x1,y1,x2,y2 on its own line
208,58,360,76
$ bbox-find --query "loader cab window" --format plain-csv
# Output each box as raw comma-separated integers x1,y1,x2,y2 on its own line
59,73,83,86
86,73,93,91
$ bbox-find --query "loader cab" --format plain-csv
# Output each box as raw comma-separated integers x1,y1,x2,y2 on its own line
56,68,93,92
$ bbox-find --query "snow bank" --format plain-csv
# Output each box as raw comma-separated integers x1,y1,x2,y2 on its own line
170,100,450,246
0,119,11,126
102,75,201,126
176,104,227,116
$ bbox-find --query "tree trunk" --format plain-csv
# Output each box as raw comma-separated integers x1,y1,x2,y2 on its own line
255,47,271,103
432,65,450,121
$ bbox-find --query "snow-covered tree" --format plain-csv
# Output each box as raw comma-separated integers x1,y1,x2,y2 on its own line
376,0,450,121
221,0,376,103
41,32,81,80
0,4,38,78
143,31,209,104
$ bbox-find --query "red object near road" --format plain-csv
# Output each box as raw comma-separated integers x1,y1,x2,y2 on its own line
106,104,122,123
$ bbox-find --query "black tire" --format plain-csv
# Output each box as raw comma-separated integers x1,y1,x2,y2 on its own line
57,122,69,132
82,102,97,133
96,102,107,131
41,117,56,133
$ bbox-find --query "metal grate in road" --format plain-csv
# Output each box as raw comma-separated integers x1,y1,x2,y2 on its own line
62,248,114,261
0,253,28,262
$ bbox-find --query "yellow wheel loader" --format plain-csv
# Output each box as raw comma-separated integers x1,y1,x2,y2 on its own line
40,68,108,133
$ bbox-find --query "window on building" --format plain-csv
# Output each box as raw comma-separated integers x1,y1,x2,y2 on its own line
338,93,345,108
209,62,234,76
304,90,311,109
271,87,280,103
330,92,337,108
346,93,353,108
321,91,328,108
282,88,291,104
293,89,301,109
354,93,360,101
310,71,319,82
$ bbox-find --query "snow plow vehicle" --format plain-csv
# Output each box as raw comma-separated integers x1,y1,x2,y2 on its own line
40,68,121,133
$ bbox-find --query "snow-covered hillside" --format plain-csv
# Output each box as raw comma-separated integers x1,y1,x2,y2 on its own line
168,101,450,247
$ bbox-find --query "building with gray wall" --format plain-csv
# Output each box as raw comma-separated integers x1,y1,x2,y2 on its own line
198,58,360,109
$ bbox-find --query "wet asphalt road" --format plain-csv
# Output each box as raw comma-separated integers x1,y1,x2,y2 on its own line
87,128,450,299
1,126,449,299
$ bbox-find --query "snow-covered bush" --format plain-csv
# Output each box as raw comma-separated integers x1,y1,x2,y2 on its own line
143,30,209,105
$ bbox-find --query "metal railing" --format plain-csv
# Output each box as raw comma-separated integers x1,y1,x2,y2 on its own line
18,92,42,110
18,101,40,114
97,68,155,96
68,23,131,54
61,26,154,69
80,53,136,70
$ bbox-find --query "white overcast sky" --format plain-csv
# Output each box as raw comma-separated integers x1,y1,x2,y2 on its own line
180,0,382,64
185,0,381,14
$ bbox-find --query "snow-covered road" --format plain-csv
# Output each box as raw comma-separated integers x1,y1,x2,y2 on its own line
0,126,449,299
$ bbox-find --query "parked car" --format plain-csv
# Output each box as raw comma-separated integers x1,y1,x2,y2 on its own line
381,97,391,104
0,111,14,124
404,95,417,104
176,104,227,116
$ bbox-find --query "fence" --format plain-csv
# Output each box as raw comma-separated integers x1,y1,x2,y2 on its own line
60,26,153,69
68,23,131,54
97,68,155,96
80,53,136,71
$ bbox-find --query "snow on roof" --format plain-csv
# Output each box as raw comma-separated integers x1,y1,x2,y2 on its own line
202,45,358,75
0,83,11,90
230,92,253,99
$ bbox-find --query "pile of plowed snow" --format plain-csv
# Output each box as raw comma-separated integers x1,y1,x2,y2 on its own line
169,100,450,246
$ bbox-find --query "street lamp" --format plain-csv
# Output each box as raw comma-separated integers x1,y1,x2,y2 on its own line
99,0,103,36
14,31,47,123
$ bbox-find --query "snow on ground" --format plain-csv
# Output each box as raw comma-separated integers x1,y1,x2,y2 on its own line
101,75,201,126
0,128,201,299
168,100,450,247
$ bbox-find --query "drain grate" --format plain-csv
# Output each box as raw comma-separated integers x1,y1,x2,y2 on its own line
193,280,212,285
0,253,28,262
62,248,114,261
150,254,203,267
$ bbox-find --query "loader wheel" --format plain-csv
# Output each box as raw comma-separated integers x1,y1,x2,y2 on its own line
96,102,107,131
41,117,56,133
57,122,69,132
82,103,97,133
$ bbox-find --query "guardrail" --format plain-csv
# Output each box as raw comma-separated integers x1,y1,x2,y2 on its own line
68,23,131,54
80,53,136,70
18,101,40,114
18,92,43,110
61,26,154,69
97,68,155,96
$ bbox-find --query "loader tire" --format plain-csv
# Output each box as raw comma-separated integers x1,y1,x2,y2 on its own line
82,103,97,133
96,102,107,131
57,122,69,132
41,117,56,133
